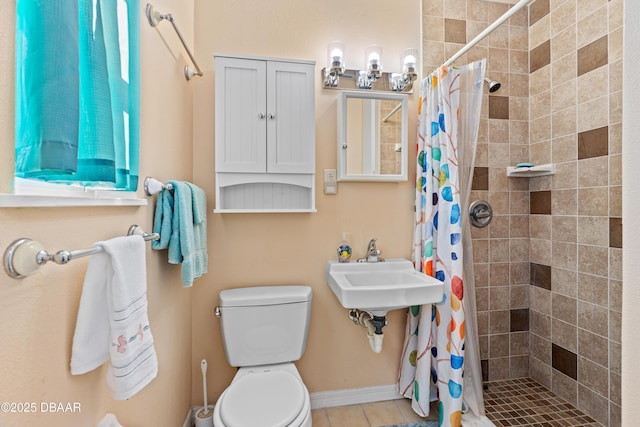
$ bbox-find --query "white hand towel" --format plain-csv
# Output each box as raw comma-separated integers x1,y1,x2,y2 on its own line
71,235,158,400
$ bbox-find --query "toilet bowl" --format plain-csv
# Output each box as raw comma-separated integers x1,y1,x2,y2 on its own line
213,286,313,427
213,363,311,427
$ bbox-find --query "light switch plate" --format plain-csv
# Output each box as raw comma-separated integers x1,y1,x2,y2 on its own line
324,169,337,194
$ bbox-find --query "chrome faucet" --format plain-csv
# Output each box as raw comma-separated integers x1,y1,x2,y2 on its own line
358,238,384,263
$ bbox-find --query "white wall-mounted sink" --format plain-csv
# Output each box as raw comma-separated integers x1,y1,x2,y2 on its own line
325,258,444,316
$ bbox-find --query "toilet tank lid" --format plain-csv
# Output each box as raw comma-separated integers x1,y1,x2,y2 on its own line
219,286,312,307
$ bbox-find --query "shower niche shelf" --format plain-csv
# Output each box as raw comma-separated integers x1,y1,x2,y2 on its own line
506,163,555,178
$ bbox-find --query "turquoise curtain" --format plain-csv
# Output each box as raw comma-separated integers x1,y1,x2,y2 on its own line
15,1,80,174
397,59,486,427
15,0,140,191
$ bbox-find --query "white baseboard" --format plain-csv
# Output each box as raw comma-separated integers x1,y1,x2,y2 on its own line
183,406,192,427
309,383,401,409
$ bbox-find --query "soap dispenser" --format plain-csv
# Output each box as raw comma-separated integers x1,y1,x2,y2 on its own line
337,233,352,263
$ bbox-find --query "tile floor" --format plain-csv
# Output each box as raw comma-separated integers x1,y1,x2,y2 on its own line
311,378,605,427
484,378,605,427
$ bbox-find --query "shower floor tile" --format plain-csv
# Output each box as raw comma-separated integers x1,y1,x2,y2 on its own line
484,378,605,427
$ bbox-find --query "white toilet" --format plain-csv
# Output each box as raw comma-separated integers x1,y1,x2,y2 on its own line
213,285,312,427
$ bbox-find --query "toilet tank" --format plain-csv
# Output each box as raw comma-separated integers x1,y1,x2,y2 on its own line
217,286,312,367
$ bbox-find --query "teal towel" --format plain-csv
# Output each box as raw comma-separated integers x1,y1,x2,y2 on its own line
152,187,174,251
151,181,208,287
183,182,208,285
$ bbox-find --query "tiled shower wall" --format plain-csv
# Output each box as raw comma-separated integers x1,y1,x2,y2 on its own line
525,0,622,425
422,0,622,425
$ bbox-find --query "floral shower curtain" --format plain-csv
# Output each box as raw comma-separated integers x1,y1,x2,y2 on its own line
398,59,486,427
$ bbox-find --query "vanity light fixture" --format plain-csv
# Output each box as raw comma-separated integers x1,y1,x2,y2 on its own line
322,43,418,93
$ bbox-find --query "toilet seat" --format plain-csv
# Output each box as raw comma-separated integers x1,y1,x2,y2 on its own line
219,370,305,427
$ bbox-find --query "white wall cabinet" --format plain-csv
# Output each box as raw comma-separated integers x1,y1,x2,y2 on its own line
214,54,316,212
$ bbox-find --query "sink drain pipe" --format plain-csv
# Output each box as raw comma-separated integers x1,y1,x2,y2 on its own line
348,309,387,353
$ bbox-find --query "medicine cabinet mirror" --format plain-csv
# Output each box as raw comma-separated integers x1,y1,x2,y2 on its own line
337,91,408,182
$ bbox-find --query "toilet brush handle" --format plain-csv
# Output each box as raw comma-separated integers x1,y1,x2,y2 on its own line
201,359,208,410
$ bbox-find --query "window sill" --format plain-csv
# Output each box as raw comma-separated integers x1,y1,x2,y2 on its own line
0,179,147,207
0,194,147,207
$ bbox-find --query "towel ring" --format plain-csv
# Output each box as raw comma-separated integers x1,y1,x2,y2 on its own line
144,176,173,196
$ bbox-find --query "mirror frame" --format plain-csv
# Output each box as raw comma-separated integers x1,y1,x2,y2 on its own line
337,91,408,182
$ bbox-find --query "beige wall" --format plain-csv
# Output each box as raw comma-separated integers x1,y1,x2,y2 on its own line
0,1,421,423
0,1,195,426
0,0,14,192
191,0,420,403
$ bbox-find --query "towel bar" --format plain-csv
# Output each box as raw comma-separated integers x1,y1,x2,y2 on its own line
3,225,159,279
145,3,203,81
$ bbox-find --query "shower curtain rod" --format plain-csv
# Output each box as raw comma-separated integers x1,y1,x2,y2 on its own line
439,0,535,69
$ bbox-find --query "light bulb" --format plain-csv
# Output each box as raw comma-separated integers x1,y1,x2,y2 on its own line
368,51,380,65
404,54,416,68
331,48,343,62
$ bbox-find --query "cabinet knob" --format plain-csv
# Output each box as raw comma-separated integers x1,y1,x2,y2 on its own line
258,112,266,119
268,113,276,119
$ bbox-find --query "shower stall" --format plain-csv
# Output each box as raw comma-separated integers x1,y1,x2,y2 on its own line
411,0,623,425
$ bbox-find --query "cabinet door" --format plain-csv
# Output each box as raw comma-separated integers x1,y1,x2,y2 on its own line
266,61,315,174
215,57,267,173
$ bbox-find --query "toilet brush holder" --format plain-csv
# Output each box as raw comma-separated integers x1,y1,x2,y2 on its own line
194,407,214,427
